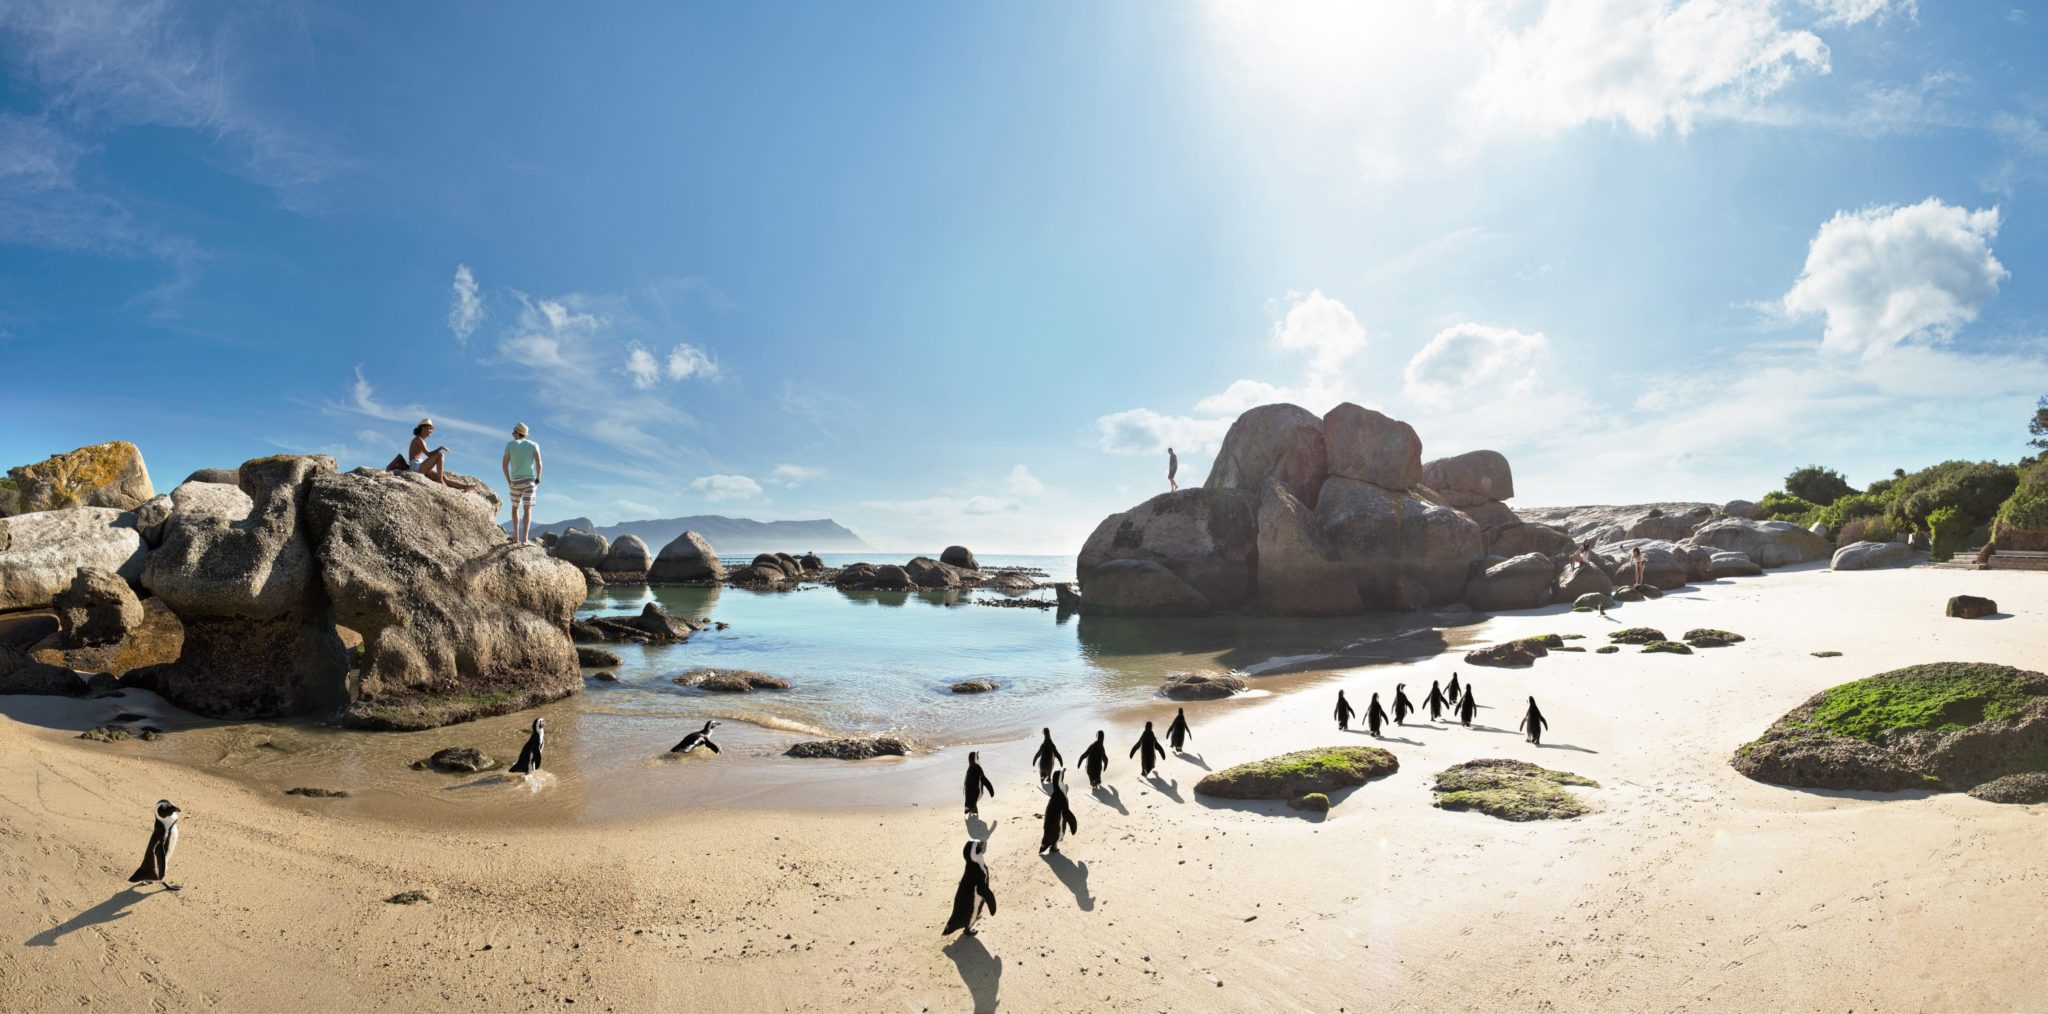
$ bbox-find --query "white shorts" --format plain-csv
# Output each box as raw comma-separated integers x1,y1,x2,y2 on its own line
509,477,537,509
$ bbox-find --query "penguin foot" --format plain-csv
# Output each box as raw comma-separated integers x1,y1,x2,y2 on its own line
163,882,182,892
964,927,978,936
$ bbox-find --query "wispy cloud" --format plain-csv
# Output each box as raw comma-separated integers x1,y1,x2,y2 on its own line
771,464,824,488
690,473,763,502
333,367,499,437
448,265,483,343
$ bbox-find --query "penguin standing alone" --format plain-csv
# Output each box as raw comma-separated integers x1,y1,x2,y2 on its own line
670,720,722,755
1129,721,1165,777
1366,692,1389,737
129,799,182,891
1039,770,1078,855
1166,707,1192,752
1423,679,1448,722
1334,689,1356,731
1519,696,1549,745
1031,728,1063,784
963,750,996,816
942,830,997,937
1393,683,1414,725
1457,684,1478,727
1077,731,1110,789
510,717,546,774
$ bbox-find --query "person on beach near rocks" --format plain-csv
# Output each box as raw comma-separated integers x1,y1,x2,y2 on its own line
1334,689,1357,731
1167,446,1179,491
1571,539,1598,567
1040,770,1078,855
1457,684,1478,728
1423,679,1449,722
1367,692,1389,737
963,750,995,817
501,422,543,545
1130,721,1166,777
1166,707,1193,752
403,419,476,491
943,831,997,937
1447,672,1462,706
1631,546,1646,586
1393,683,1414,725
128,799,182,891
1520,697,1549,745
1077,731,1111,788
1032,728,1063,784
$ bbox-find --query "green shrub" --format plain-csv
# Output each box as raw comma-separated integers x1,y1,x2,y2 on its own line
1995,463,2048,535
1818,491,1892,531
1755,491,1820,524
1785,465,1856,506
1889,460,2020,532
1927,507,1973,561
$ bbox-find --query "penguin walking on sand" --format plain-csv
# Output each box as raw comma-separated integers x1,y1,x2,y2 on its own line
510,717,546,774
963,750,996,816
1458,684,1478,727
1130,722,1166,777
129,799,182,891
670,720,722,755
1334,689,1356,731
1393,683,1414,725
1031,728,1063,784
1366,692,1389,737
1040,770,1078,855
1423,680,1448,722
1077,731,1110,789
1166,707,1193,752
1519,696,1549,745
942,829,997,937
1447,672,1462,706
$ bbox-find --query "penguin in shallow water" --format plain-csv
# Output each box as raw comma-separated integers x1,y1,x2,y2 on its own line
1393,683,1414,725
1366,693,1389,737
1519,696,1549,745
1031,728,1063,783
1458,684,1478,727
1077,731,1110,789
1447,672,1462,706
1040,769,1077,855
1129,722,1165,777
942,830,997,937
510,717,546,774
1166,707,1192,752
670,720,721,755
963,750,996,816
1423,679,1448,722
128,799,181,890
1334,689,1356,731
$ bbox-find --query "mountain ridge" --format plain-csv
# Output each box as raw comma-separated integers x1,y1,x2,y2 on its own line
513,514,869,553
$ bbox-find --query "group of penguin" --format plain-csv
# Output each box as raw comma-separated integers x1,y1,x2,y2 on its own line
1332,673,1550,745
944,708,1193,937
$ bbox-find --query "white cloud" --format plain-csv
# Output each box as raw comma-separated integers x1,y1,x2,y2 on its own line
1805,0,1916,26
1095,408,1235,456
338,367,497,436
626,344,661,389
665,343,719,380
1403,324,1551,407
771,464,823,488
690,474,763,502
1781,198,2006,358
1271,288,1368,374
448,264,483,342
1004,465,1047,496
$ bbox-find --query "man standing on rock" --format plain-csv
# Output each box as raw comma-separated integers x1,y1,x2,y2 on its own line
502,422,543,545
1167,447,1178,491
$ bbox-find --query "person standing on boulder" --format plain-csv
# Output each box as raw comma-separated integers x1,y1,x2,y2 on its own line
502,422,543,545
1457,684,1478,728
1423,679,1448,722
1519,696,1549,745
1630,546,1645,587
1366,692,1389,737
1167,447,1178,491
1393,683,1414,725
1334,689,1356,731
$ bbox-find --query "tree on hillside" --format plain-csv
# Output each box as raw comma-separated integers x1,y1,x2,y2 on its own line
1784,465,1856,506
2030,395,2048,451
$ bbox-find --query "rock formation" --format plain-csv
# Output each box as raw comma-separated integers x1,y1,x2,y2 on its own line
1688,518,1832,568
0,507,147,611
649,531,723,583
1204,403,1329,504
6,441,155,514
1831,540,1917,571
549,528,610,570
1420,450,1513,507
600,535,652,580
939,545,979,570
1464,553,1557,612
53,567,143,647
1078,487,1257,611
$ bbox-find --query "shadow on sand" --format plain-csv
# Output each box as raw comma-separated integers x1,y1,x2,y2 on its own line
944,932,1003,1013
1174,751,1210,771
1042,852,1093,911
966,815,993,837
1539,741,1600,754
1090,785,1128,815
1195,782,1370,821
1142,774,1183,803
27,887,158,947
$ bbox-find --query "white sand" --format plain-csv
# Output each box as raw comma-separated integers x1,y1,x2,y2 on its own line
3,562,2046,1011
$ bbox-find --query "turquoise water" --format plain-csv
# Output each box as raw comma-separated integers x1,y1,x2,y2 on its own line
576,554,1458,749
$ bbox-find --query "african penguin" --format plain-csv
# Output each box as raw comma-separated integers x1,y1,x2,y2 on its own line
671,720,722,755
942,827,997,937
510,717,546,774
128,799,181,891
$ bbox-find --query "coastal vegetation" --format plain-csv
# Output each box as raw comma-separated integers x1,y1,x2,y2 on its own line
1194,746,1398,801
1432,759,1599,821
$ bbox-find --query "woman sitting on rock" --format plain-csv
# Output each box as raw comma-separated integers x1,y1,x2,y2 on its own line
403,419,475,491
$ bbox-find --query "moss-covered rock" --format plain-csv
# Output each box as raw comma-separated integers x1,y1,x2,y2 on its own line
1733,662,2048,793
1641,640,1693,654
7,441,155,513
1160,671,1247,699
385,890,432,905
673,668,791,692
1967,772,2048,804
1289,792,1330,812
1812,650,1843,658
1608,627,1666,645
1466,640,1543,667
1431,759,1599,821
1683,628,1745,648
1195,746,1397,801
285,787,349,798
78,724,130,742
785,736,911,759
1595,645,1619,654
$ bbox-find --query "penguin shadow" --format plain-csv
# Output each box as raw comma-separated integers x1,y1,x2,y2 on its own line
1041,852,1093,911
443,771,551,793
27,887,156,947
1089,784,1127,814
1539,741,1600,754
965,814,993,838
1378,735,1426,746
1462,724,1516,736
1142,774,1183,803
1174,751,1210,771
944,932,1003,1014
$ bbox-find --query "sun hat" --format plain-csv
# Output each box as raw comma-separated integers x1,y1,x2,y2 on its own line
512,422,529,437
418,418,433,428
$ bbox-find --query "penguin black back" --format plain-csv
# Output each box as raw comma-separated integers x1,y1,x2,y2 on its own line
511,717,546,774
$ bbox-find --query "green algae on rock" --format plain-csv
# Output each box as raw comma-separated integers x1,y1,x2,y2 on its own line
1432,759,1599,820
1195,746,1397,801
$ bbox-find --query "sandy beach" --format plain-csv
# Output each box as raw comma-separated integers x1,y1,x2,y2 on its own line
5,563,2046,1012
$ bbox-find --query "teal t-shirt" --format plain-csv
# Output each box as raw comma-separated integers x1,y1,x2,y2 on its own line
504,438,541,480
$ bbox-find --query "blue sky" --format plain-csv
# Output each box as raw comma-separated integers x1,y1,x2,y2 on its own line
3,1,2046,553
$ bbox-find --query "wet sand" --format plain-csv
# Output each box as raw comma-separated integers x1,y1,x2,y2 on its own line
4,563,2046,1011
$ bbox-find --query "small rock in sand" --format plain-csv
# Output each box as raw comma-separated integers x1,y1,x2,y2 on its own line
949,679,999,694
412,747,494,772
785,737,912,760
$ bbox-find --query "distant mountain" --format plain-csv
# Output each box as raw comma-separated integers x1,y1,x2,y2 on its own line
513,514,870,553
